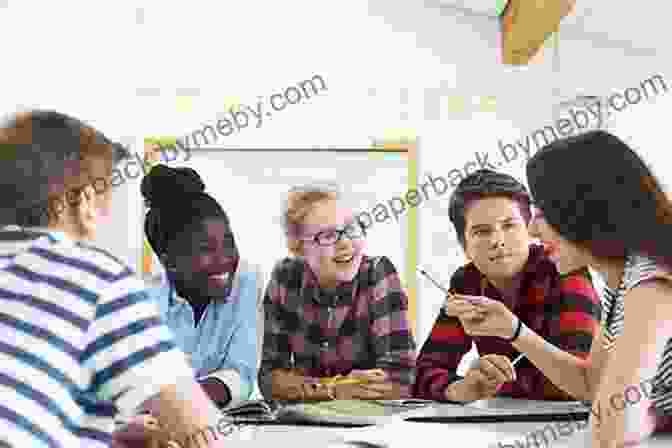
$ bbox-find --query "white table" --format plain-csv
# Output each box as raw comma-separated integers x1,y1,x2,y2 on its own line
224,421,672,447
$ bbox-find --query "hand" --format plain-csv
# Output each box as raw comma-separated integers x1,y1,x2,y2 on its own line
449,354,517,402
333,381,395,400
443,295,486,321
345,369,387,383
452,294,518,340
112,414,173,448
333,369,395,399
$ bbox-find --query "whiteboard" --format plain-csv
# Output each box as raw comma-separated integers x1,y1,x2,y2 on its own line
147,149,412,293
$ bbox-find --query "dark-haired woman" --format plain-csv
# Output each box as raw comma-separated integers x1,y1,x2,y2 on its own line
456,131,672,446
141,164,262,408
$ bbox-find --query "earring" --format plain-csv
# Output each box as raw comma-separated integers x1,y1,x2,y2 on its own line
160,253,178,272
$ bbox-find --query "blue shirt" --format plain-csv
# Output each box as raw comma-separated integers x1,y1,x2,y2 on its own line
147,259,263,405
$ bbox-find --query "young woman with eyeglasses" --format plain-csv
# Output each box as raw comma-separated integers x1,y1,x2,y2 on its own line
258,183,417,401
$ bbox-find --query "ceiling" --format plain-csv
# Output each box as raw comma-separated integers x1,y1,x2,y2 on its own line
434,0,666,54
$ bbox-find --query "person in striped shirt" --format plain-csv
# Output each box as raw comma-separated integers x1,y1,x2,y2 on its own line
0,110,227,448
520,130,672,446
258,183,417,401
413,169,601,403
141,164,263,408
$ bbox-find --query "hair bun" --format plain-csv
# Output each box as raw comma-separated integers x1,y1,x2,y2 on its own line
141,164,205,209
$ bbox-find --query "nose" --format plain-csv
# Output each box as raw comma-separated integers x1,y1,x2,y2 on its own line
335,234,354,250
489,228,505,248
528,216,540,238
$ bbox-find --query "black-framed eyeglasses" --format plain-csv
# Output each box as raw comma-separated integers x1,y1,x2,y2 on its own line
303,222,366,246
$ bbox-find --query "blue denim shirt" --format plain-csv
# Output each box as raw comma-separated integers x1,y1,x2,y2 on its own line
146,259,263,405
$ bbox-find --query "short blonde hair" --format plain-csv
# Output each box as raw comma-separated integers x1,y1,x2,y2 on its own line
282,182,340,255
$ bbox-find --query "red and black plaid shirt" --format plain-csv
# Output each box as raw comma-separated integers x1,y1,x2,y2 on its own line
259,255,417,398
414,244,601,401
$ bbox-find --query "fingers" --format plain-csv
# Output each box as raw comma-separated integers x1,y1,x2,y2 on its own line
348,369,387,383
451,294,487,305
481,355,516,383
357,381,394,394
444,299,481,318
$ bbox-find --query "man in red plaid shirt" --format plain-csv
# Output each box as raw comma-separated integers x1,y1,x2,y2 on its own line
414,169,600,402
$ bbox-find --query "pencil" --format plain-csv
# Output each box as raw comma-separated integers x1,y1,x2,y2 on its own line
416,267,454,298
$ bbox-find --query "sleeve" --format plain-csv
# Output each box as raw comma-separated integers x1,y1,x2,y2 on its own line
199,269,260,405
547,269,602,358
538,268,602,399
413,266,473,401
257,261,294,399
84,274,194,416
368,256,417,398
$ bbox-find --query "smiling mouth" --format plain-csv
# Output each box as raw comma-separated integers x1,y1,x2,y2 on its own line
334,254,355,264
208,272,231,282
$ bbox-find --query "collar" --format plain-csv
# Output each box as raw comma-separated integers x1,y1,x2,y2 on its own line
166,258,245,307
0,225,68,243
301,259,358,307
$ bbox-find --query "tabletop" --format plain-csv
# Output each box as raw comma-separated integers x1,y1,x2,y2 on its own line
222,420,672,448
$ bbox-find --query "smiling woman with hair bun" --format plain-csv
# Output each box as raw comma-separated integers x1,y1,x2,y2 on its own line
110,164,264,448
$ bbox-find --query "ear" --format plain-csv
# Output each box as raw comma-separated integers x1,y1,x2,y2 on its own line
288,239,304,258
159,252,177,271
74,185,98,240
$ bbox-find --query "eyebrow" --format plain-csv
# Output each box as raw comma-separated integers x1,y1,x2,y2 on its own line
469,217,520,231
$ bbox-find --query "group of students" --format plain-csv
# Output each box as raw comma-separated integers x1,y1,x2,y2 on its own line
0,109,671,448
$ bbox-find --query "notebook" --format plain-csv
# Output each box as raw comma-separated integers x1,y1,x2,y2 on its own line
220,399,433,426
405,397,590,423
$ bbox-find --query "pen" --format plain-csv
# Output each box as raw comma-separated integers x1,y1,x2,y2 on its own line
417,266,484,304
416,267,454,297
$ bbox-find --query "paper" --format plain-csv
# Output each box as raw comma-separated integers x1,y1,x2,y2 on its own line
467,398,589,414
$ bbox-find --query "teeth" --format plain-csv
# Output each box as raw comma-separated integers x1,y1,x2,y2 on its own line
210,273,230,281
334,255,354,263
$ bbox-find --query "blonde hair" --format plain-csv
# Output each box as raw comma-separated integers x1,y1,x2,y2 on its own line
282,182,340,255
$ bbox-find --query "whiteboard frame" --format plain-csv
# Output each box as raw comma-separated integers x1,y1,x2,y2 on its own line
141,138,420,335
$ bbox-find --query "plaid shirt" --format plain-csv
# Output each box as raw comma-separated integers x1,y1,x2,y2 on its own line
414,244,601,401
258,255,417,398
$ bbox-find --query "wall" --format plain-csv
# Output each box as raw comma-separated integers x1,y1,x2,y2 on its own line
0,0,669,345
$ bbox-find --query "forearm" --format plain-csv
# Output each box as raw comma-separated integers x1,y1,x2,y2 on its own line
260,367,334,401
148,379,225,447
512,323,592,400
415,365,463,401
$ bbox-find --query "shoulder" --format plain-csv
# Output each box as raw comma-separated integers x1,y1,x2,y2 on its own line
624,254,672,291
236,258,265,286
523,243,559,281
265,258,305,305
270,257,305,285
360,255,405,298
364,255,398,276
37,240,148,300
557,267,600,303
624,255,672,307
61,240,135,279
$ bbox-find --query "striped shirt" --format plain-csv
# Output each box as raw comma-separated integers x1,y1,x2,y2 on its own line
414,244,601,401
600,253,672,414
0,229,193,448
258,255,417,398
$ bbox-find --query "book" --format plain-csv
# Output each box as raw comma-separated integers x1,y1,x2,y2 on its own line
220,399,432,426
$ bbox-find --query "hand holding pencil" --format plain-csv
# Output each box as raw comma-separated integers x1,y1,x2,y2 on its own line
321,369,394,400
